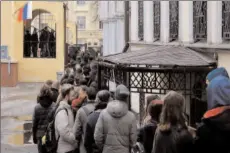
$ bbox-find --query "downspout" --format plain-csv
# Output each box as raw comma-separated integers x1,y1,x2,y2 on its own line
63,3,67,68
123,1,130,53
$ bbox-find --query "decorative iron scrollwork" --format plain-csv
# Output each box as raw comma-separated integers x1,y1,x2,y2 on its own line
153,1,160,40
222,1,230,40
193,1,207,41
169,1,179,41
138,1,144,41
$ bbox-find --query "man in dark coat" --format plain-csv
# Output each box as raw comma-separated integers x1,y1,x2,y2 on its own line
84,90,111,153
49,30,56,58
195,74,230,153
31,29,38,57
32,84,56,153
24,30,31,57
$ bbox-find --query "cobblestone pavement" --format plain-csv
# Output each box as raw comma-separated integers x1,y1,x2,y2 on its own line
1,83,43,153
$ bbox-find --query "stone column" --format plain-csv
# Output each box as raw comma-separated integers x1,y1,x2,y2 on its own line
144,1,154,42
207,1,222,44
160,1,170,43
130,1,139,42
179,1,194,43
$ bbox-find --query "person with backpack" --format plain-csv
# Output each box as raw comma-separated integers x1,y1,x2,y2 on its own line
137,100,163,153
84,90,111,153
151,91,194,153
32,84,56,153
94,84,137,153
55,84,78,153
195,75,230,153
73,87,97,153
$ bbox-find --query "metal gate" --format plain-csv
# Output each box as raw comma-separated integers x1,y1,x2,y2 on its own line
24,9,56,58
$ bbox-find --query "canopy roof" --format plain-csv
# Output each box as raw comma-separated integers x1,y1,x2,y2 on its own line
99,46,216,67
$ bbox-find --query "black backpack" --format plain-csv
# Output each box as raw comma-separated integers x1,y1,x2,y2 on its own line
43,107,68,153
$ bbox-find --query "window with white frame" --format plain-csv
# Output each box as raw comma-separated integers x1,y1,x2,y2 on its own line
77,0,85,5
77,16,86,30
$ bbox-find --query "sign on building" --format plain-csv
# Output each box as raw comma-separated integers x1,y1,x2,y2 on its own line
1,46,8,59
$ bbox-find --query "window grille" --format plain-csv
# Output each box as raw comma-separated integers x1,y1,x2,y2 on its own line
153,1,160,40
222,1,230,40
169,1,179,41
138,1,144,41
193,1,207,41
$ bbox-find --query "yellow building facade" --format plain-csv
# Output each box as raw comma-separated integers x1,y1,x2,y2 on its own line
1,1,77,83
74,1,102,50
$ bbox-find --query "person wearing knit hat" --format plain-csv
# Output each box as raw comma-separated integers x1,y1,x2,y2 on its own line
84,90,111,153
94,84,137,153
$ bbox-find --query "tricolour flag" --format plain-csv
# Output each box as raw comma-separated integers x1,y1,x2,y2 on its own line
17,1,32,22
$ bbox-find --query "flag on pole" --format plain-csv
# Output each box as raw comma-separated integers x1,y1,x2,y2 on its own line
17,1,32,22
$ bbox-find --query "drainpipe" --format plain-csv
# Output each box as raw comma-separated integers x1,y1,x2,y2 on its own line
124,1,130,50
63,3,67,68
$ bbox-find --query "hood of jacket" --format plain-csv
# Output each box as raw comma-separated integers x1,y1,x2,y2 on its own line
206,67,229,82
203,106,230,132
106,100,128,118
38,95,53,108
207,75,230,110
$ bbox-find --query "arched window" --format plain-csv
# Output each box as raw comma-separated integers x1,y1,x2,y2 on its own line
24,9,56,58
153,1,160,41
193,1,207,42
222,1,230,41
169,1,179,41
138,1,144,41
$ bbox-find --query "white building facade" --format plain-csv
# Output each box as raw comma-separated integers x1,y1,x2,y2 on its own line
98,1,125,56
129,1,230,74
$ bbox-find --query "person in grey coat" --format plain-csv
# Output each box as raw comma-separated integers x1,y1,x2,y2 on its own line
55,84,78,153
73,87,97,153
94,84,137,153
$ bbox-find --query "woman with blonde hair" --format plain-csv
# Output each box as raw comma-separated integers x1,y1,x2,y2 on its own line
152,91,194,153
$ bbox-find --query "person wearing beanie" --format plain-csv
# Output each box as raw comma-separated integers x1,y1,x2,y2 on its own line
84,90,111,153
195,75,230,153
73,87,97,153
137,100,163,153
94,84,137,153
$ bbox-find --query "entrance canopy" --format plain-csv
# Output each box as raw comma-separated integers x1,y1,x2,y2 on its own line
97,45,216,126
99,45,216,68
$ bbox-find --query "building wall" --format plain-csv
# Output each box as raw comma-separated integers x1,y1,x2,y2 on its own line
99,1,125,56
1,1,77,82
75,1,102,48
218,52,230,75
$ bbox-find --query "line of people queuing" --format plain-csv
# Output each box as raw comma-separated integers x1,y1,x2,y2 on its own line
32,54,230,153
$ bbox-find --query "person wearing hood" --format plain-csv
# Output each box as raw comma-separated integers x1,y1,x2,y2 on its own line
55,84,78,153
195,75,230,153
32,84,56,153
73,87,97,153
94,84,137,153
84,90,111,153
152,91,194,153
206,67,229,85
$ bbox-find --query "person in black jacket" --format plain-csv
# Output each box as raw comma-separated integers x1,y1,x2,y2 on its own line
32,84,56,153
195,75,230,153
84,90,111,153
137,100,163,153
152,91,194,153
31,29,38,57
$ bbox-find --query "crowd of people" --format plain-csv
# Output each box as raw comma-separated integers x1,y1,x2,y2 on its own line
32,50,230,153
